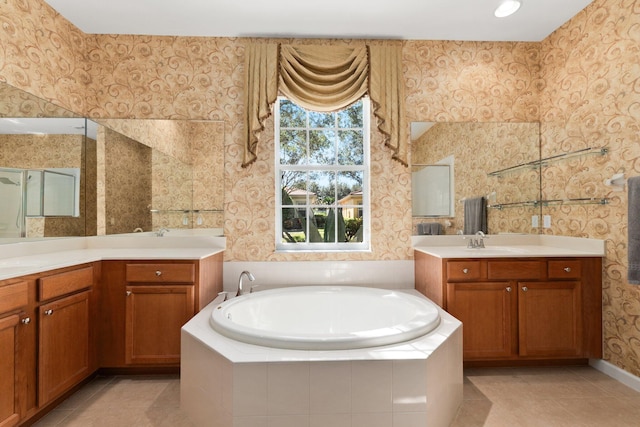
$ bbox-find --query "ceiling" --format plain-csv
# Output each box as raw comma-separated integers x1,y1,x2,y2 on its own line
44,0,594,42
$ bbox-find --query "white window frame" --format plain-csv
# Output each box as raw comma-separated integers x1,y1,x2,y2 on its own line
275,97,371,252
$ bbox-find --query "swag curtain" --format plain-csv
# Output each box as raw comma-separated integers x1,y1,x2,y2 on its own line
242,41,407,167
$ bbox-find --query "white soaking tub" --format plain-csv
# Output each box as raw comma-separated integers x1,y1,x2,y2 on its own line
210,286,441,350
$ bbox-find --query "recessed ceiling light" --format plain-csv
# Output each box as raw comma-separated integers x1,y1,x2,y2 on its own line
494,0,522,18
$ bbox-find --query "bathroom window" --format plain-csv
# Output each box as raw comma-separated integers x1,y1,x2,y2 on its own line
275,97,370,251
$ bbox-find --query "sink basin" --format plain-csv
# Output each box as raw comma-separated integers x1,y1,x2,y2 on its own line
463,246,530,254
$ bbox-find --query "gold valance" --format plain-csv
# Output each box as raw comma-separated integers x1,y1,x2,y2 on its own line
242,41,407,167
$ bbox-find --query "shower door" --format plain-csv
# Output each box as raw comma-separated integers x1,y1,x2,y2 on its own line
0,168,25,238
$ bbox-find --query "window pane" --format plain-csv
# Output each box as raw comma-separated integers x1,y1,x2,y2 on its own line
306,209,324,242
338,101,363,128
311,207,328,237
344,210,364,243
322,207,349,243
280,130,307,165
337,130,363,165
310,171,335,205
280,100,306,127
309,130,335,165
282,207,304,244
337,171,363,203
309,111,334,128
281,171,307,205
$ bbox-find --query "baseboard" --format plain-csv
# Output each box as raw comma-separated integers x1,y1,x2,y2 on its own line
590,358,640,392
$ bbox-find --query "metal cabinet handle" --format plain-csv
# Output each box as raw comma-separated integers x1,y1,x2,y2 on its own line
522,286,528,292
155,270,162,276
462,268,469,274
21,317,31,324
564,267,572,273
506,286,512,292
126,290,132,296
44,309,53,316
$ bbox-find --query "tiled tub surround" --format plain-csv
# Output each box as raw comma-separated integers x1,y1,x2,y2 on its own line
181,290,463,427
222,259,416,293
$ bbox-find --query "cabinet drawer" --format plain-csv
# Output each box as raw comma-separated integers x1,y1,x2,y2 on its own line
548,260,582,279
0,281,28,314
39,266,94,301
446,261,483,281
487,261,545,280
126,263,195,283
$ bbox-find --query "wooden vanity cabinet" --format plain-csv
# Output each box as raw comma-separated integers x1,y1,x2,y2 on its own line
37,265,97,407
415,251,602,365
0,280,29,427
99,253,222,369
125,263,196,365
446,281,517,359
517,280,582,357
0,263,99,427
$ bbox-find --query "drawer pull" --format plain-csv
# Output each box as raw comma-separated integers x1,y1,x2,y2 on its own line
21,317,31,324
155,270,162,276
521,286,528,292
564,267,572,273
44,309,53,316
506,286,512,292
462,268,469,274
126,291,132,297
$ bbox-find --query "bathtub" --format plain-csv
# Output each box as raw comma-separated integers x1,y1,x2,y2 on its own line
210,285,441,350
182,285,462,427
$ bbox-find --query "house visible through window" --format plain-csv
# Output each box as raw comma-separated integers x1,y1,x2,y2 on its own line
275,97,370,251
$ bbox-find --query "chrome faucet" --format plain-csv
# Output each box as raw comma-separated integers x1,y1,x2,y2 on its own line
238,271,255,296
464,231,487,248
155,228,170,237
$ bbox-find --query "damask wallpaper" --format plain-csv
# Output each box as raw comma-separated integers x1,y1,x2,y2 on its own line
539,0,640,375
2,0,640,375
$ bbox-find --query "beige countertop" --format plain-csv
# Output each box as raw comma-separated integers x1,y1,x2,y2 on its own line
412,234,605,259
0,232,226,281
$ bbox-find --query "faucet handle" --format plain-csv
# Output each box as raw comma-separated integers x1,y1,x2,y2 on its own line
155,227,170,237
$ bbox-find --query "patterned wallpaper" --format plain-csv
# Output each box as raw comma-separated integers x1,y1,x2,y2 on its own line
0,84,78,117
539,0,640,375
0,0,87,113
412,122,540,235
99,127,152,234
3,0,640,376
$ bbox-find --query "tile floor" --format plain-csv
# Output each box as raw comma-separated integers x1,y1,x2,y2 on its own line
32,366,640,427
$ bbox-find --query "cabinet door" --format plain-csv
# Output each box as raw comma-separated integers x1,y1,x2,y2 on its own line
446,282,516,359
0,315,20,427
38,291,91,407
125,285,195,365
518,281,582,357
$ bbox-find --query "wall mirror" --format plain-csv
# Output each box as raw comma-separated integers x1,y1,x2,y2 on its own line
89,119,225,236
411,121,541,235
0,82,225,243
